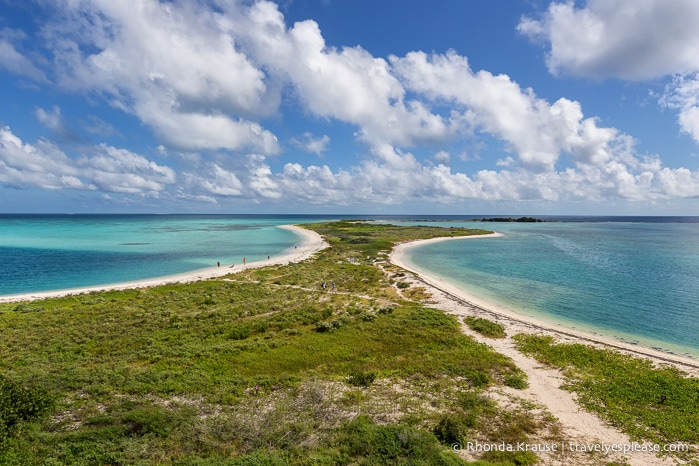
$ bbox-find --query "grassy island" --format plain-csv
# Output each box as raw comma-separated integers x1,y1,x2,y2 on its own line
0,221,697,465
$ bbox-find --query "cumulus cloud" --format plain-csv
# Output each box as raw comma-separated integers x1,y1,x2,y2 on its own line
519,1,699,146
39,0,280,154
233,1,453,148
660,74,699,142
392,50,632,172
518,0,699,80
0,126,175,194
2,0,699,207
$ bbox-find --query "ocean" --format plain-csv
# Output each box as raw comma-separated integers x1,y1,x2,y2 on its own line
1,214,698,358
0,214,327,296
396,218,699,358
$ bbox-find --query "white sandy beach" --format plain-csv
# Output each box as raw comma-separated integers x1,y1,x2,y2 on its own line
390,233,697,466
390,233,699,372
0,225,327,304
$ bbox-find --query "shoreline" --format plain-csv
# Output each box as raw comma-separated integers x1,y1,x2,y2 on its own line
390,233,699,375
0,225,327,304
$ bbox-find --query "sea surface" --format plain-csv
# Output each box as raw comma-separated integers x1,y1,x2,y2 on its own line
0,214,330,296
2,214,698,359
396,217,699,358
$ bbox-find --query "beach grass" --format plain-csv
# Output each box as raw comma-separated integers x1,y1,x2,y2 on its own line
513,334,699,457
463,316,506,339
0,221,558,465
4,220,695,464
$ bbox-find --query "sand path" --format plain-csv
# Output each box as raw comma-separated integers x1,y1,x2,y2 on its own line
389,233,695,465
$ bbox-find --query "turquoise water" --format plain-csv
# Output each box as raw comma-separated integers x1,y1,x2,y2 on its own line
3,214,698,358
0,215,316,295
400,221,699,358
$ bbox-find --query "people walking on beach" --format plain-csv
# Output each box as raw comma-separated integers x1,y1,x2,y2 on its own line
243,257,246,265
321,282,327,290
217,261,220,267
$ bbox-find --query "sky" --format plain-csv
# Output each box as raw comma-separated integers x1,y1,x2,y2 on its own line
1,0,699,215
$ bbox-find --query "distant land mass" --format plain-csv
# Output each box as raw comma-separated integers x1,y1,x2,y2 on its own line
476,216,543,222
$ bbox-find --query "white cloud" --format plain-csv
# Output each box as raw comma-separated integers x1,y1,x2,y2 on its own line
234,1,452,148
0,126,175,194
2,0,699,208
519,1,699,145
36,106,65,132
660,74,699,142
391,50,630,172
518,0,699,80
291,132,331,156
433,151,450,164
39,0,280,154
0,29,47,82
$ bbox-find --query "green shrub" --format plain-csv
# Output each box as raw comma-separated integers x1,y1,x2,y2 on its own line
338,415,465,464
504,373,529,390
464,316,506,338
0,375,53,443
433,413,471,445
346,370,377,387
480,449,539,465
465,370,490,388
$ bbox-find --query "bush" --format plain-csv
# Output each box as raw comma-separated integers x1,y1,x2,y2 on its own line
0,375,53,443
465,370,490,388
463,316,506,338
346,370,377,387
433,413,471,445
338,415,464,464
481,450,538,465
504,373,529,390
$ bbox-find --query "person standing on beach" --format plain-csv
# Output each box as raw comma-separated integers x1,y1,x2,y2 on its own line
243,257,246,266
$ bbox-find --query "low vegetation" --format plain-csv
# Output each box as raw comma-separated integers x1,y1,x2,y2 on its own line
514,334,699,459
0,221,557,464
464,316,506,339
2,220,694,464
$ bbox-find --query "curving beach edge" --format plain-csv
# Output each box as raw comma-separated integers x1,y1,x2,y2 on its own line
0,225,328,304
389,232,699,375
391,232,698,466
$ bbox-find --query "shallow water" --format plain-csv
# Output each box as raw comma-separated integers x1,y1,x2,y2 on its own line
400,220,699,358
3,214,698,358
0,215,314,295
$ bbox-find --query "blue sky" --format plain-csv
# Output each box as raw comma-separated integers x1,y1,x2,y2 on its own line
1,0,699,214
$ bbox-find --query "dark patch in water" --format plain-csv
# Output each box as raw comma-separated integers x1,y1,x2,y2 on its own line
120,242,152,246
